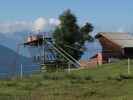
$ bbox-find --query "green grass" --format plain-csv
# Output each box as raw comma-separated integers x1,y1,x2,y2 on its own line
0,59,133,100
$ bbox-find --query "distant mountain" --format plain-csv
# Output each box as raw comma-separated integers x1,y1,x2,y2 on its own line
0,44,39,73
0,31,29,52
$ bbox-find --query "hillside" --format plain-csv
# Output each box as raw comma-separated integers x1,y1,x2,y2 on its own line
0,60,132,100
0,45,38,73
0,32,28,51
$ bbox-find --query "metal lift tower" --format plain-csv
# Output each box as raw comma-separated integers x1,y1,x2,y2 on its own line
23,32,80,69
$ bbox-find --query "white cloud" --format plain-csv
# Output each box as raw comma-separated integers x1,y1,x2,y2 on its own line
0,21,33,34
49,18,60,26
33,17,48,32
0,17,60,34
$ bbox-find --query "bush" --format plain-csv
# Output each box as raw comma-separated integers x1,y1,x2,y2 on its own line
43,72,65,80
107,74,133,81
65,73,82,80
119,74,133,79
1,81,17,87
65,72,93,81
84,75,93,80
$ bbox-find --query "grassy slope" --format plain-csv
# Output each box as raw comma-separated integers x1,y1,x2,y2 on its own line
0,60,133,100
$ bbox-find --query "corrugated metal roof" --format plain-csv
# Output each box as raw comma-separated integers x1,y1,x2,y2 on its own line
97,32,133,48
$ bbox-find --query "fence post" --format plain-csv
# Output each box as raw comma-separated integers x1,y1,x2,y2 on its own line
20,64,23,79
128,58,130,75
68,62,71,73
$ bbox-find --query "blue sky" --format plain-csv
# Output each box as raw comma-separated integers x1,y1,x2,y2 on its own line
0,0,133,32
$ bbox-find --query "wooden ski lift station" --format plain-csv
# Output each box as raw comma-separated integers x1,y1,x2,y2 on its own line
23,32,80,68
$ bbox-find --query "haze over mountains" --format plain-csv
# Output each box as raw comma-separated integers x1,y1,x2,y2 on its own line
0,31,40,73
0,17,102,73
0,17,60,73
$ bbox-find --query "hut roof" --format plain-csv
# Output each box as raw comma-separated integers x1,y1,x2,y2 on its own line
95,32,133,48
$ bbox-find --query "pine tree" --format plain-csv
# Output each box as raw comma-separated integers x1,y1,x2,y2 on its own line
53,10,93,60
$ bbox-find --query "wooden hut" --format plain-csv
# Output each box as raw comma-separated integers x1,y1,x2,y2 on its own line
95,32,133,63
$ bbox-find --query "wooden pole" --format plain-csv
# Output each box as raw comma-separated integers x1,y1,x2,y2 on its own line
128,58,130,75
20,64,23,79
68,62,71,73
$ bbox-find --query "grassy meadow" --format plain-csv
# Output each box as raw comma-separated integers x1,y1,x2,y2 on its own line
0,60,133,100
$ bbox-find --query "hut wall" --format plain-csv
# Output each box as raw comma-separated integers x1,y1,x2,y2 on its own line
98,36,123,61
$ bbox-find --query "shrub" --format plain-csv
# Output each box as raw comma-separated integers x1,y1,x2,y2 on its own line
3,81,17,87
84,75,93,80
65,73,82,80
119,74,133,79
43,72,65,80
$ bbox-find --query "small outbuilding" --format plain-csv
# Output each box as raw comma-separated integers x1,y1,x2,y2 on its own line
95,32,133,63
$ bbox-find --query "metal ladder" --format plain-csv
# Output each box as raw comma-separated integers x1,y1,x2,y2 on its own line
46,41,81,68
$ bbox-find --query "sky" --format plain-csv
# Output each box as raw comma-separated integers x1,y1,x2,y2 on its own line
0,0,133,33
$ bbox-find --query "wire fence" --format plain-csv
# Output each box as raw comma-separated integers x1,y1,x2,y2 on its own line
0,57,132,79
0,59,132,100
1,38,133,79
